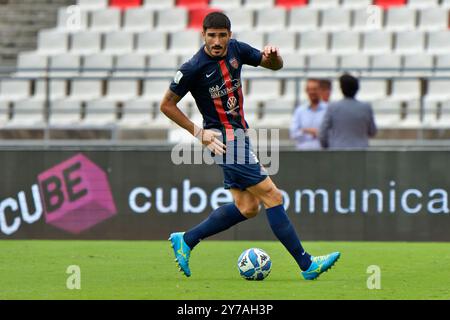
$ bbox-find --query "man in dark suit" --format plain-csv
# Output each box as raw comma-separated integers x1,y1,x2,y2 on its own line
319,74,377,149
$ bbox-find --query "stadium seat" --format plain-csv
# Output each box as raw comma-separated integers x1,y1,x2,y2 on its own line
169,30,201,54
341,0,372,9
57,7,89,31
37,30,68,54
298,31,328,54
103,31,135,54
308,0,340,8
83,100,118,125
143,0,175,9
120,100,154,127
49,99,82,126
0,101,9,125
387,79,422,112
402,54,433,76
358,79,388,101
188,8,221,30
136,31,168,54
434,54,450,76
48,54,81,77
9,100,46,127
307,54,338,76
257,99,294,128
407,0,439,8
282,53,306,70
16,52,48,77
362,31,393,54
371,54,402,76
288,7,319,32
142,80,170,100
330,31,360,54
246,79,282,101
442,0,450,8
417,8,448,31
71,31,102,55
275,0,307,9
385,7,416,31
352,7,383,31
82,54,114,76
395,31,425,54
210,0,242,10
424,80,450,106
176,0,208,9
90,8,122,31
123,8,155,31
156,8,188,31
77,0,108,10
255,8,287,32
339,54,371,74
115,53,147,76
266,31,297,54
34,80,67,101
0,80,31,102
148,53,179,70
233,31,265,50
427,31,450,54
110,0,143,9
320,8,352,31
374,0,406,9
69,80,103,101
106,80,139,101
224,9,254,32
244,0,274,9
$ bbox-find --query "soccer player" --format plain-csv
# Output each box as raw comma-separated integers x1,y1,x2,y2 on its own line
160,12,340,280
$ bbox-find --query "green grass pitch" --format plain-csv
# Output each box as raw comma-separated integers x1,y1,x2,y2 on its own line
0,241,449,300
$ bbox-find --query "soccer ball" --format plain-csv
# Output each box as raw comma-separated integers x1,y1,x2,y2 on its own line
237,248,272,280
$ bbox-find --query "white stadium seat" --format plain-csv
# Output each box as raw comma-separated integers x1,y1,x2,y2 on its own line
352,7,383,31
123,8,155,31
320,8,352,31
68,79,103,100
435,54,450,76
210,0,242,10
120,100,154,127
358,79,388,101
224,9,254,32
362,31,393,54
16,52,48,77
385,7,416,31
395,31,425,54
155,8,188,32
234,31,264,50
37,30,68,54
77,0,108,10
82,54,114,76
34,80,67,101
417,8,448,31
255,8,286,32
288,8,319,32
169,30,201,55
330,31,360,54
427,31,450,54
266,31,297,54
136,31,168,54
9,99,45,127
57,7,89,31
71,31,102,55
48,54,81,77
341,0,372,9
90,8,121,32
106,80,139,101
407,0,439,8
243,0,274,9
309,0,339,8
114,54,147,76
339,54,370,74
298,31,328,54
103,31,135,55
49,99,82,125
246,79,282,101
402,54,434,76
307,54,338,77
83,100,118,125
143,0,175,9
371,54,402,76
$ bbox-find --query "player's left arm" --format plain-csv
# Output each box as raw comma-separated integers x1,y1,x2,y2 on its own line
259,46,283,71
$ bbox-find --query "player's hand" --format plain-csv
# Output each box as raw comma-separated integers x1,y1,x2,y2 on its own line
196,129,226,155
262,46,280,60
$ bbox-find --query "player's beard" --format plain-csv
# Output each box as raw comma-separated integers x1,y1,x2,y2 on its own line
206,44,227,57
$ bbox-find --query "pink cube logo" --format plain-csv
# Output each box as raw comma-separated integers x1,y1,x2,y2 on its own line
38,153,117,234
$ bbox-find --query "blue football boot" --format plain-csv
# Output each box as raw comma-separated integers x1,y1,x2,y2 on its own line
169,232,191,277
301,252,341,280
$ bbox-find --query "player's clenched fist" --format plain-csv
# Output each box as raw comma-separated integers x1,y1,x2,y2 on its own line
262,46,280,59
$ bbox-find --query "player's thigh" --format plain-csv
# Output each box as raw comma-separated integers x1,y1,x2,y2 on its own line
246,177,283,209
230,188,261,218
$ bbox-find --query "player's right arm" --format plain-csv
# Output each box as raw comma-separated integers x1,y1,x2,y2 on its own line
160,89,226,155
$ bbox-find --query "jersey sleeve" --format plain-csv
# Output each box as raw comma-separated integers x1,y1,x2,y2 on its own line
169,61,196,98
236,41,263,67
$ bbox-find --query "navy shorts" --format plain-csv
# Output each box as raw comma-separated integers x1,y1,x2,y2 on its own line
215,136,268,191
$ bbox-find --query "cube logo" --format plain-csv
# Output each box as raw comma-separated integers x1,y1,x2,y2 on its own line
38,153,117,234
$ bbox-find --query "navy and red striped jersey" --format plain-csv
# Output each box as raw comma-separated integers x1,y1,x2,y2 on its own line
169,39,262,140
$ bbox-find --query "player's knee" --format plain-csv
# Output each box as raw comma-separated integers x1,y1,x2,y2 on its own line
268,188,283,206
237,200,260,219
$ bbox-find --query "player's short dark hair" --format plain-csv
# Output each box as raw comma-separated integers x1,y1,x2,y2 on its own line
339,73,359,98
319,79,332,91
203,12,231,32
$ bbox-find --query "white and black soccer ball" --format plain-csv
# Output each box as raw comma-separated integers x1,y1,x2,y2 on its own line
237,248,272,280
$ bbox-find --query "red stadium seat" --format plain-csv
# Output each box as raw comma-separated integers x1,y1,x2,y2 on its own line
177,0,209,9
275,0,308,9
188,8,222,29
110,0,142,9
374,0,407,9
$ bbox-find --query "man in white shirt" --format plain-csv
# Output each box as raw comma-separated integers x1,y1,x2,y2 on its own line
290,79,328,150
